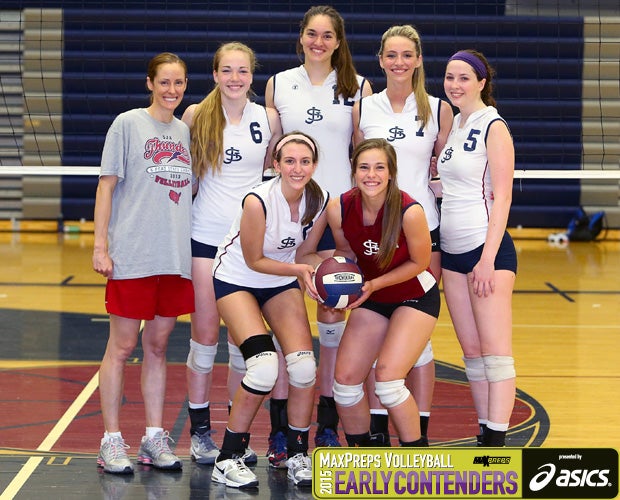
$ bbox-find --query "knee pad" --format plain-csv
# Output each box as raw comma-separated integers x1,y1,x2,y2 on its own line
186,339,217,374
285,350,316,388
239,335,278,395
414,340,434,368
463,356,486,382
375,379,410,408
333,381,364,407
483,355,516,383
317,321,345,348
228,342,246,374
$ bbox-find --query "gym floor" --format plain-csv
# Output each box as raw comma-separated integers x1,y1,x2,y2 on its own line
0,227,618,499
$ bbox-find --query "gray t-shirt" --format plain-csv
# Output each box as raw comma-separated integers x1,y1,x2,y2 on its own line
100,108,192,280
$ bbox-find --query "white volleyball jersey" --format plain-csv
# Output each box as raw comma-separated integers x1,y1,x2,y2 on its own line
213,176,328,288
192,101,272,246
437,106,507,254
358,90,442,230
272,65,366,197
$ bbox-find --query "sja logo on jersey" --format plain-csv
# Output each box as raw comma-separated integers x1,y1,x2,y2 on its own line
305,107,323,124
522,448,618,499
387,126,406,142
223,146,242,164
277,237,296,249
363,239,379,256
440,146,454,163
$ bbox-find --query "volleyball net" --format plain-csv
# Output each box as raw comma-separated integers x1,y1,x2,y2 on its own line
0,0,618,228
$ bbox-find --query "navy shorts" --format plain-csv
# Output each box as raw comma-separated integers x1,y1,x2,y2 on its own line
213,277,300,308
430,226,440,253
358,284,441,319
191,239,218,259
441,231,517,274
317,225,336,252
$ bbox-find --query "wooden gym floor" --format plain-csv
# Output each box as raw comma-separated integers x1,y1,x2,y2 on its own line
0,225,618,499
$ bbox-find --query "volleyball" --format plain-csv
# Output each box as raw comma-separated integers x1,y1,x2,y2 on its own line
313,256,364,308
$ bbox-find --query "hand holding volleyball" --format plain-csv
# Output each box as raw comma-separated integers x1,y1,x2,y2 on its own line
312,256,364,309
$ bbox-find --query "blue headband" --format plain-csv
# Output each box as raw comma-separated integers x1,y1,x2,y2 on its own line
449,51,487,79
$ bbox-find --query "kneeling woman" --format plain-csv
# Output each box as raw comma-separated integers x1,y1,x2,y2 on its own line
210,132,327,489
329,138,440,447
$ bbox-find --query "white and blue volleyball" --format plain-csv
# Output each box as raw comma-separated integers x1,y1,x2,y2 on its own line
313,256,364,308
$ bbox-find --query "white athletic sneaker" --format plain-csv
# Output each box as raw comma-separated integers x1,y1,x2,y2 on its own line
286,453,312,486
97,436,134,474
211,457,258,489
190,430,219,464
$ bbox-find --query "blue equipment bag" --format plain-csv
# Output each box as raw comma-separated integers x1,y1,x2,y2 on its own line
566,207,606,241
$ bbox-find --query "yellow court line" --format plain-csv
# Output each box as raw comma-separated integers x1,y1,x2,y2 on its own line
0,321,145,500
0,360,98,369
0,371,99,500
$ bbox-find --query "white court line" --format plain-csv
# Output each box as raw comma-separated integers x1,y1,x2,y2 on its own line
0,371,100,500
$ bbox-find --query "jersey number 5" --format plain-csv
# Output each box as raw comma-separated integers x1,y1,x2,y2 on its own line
464,129,481,151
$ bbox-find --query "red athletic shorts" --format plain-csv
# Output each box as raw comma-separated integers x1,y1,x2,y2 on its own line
105,275,195,320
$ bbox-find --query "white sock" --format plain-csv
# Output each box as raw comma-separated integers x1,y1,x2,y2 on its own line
486,420,509,432
188,401,210,410
146,426,163,438
103,431,122,444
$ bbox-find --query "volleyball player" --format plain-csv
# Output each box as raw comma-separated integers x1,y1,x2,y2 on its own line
438,49,517,447
328,138,440,447
181,42,281,465
353,24,453,446
264,4,372,460
210,132,327,489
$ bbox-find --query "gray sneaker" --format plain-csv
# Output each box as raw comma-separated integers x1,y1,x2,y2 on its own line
97,436,134,474
287,453,312,486
211,457,258,488
137,430,182,470
190,430,219,464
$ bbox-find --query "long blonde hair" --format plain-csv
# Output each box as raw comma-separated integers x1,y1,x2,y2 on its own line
351,138,402,270
379,25,432,128
190,42,256,178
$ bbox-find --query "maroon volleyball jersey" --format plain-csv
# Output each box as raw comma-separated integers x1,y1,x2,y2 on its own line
340,188,436,303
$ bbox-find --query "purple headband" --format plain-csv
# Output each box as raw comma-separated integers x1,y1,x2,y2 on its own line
449,51,487,79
